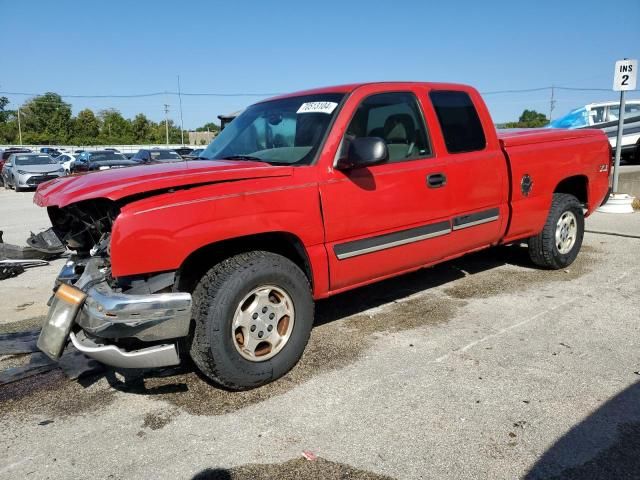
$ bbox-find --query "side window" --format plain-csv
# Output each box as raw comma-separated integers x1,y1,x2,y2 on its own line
590,106,606,124
342,92,431,163
429,91,486,153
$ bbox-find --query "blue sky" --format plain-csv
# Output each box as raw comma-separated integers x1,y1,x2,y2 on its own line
1,0,638,129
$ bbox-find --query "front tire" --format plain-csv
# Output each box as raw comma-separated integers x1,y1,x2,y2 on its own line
189,251,314,390
528,193,584,269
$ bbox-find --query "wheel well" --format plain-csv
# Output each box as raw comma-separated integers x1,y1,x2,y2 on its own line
177,232,313,293
554,175,588,206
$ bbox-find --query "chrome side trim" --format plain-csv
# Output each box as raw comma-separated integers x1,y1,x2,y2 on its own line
335,227,451,260
70,331,180,369
452,215,499,231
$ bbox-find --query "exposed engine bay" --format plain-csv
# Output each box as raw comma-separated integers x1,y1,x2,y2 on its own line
47,199,120,255
47,198,176,295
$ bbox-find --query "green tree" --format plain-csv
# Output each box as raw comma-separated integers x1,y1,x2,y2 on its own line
131,113,153,143
20,92,72,144
0,96,10,123
98,109,132,144
501,109,549,129
72,108,101,144
518,109,548,127
0,97,17,143
195,121,220,132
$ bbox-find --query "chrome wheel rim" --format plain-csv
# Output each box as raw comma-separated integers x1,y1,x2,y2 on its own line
555,211,577,254
231,285,295,362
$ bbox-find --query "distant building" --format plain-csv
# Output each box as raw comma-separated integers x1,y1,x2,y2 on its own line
218,110,243,130
188,131,216,145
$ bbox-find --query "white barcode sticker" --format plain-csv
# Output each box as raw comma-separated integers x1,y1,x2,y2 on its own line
296,101,338,114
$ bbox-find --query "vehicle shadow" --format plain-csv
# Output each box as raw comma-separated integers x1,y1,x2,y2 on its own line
524,380,640,479
315,243,533,326
90,244,536,395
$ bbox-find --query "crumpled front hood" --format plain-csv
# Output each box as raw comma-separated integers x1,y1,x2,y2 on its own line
34,159,293,208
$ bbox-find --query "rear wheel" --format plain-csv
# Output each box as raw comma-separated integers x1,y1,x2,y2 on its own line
528,193,584,269
189,251,314,390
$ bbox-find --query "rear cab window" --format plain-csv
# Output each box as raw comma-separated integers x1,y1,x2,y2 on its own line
429,91,486,153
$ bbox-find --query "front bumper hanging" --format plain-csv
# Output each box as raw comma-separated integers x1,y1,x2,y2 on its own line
38,257,192,368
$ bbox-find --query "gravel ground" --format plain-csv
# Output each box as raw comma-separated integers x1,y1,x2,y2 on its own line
1,190,639,479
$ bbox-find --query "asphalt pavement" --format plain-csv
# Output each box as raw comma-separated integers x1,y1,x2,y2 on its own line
1,190,639,479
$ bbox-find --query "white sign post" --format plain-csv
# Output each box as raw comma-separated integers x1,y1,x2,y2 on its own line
599,59,637,213
612,59,637,193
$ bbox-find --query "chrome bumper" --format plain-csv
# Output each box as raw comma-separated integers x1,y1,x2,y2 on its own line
70,331,180,368
73,258,192,342
57,257,191,369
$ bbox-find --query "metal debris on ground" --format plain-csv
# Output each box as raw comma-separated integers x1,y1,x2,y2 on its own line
26,229,66,258
0,259,50,280
0,329,106,385
0,228,65,280
0,329,40,355
0,352,57,385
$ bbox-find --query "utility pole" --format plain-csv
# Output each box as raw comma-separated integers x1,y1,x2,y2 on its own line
548,85,556,122
17,108,22,145
163,104,170,145
178,76,185,146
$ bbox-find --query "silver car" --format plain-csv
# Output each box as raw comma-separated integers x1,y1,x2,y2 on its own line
2,153,65,192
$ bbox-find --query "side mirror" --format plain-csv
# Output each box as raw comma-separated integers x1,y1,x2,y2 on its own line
336,137,388,170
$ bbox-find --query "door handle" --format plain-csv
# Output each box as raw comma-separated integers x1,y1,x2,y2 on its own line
427,173,447,188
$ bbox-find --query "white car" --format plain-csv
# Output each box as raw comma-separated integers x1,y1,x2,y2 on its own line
548,100,640,163
56,153,76,174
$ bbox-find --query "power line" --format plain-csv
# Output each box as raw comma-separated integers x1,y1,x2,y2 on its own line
1,85,633,100
0,90,281,98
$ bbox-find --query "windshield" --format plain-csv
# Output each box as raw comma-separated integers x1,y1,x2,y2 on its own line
149,150,182,161
548,107,588,129
14,155,57,166
200,93,345,165
90,152,127,162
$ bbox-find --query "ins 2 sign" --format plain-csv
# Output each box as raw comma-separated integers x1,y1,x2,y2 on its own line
613,59,637,92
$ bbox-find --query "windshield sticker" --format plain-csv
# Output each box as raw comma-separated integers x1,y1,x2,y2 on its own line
296,101,338,115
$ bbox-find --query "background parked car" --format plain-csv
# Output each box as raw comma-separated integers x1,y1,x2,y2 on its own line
131,149,184,164
2,153,64,191
39,147,62,158
56,153,76,174
1,148,32,172
173,147,193,158
73,150,139,173
548,100,640,163
184,148,205,159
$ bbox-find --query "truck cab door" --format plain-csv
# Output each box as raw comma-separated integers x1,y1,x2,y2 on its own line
426,90,508,254
319,88,455,292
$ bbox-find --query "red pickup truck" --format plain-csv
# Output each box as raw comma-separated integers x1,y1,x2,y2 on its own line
35,82,610,390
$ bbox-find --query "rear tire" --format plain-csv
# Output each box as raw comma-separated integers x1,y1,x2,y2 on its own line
189,251,314,390
528,193,584,269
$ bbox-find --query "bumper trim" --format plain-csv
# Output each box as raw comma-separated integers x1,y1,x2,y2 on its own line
70,331,180,369
72,258,192,341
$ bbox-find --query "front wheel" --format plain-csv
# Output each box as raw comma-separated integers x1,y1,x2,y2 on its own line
528,193,584,269
189,251,314,390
